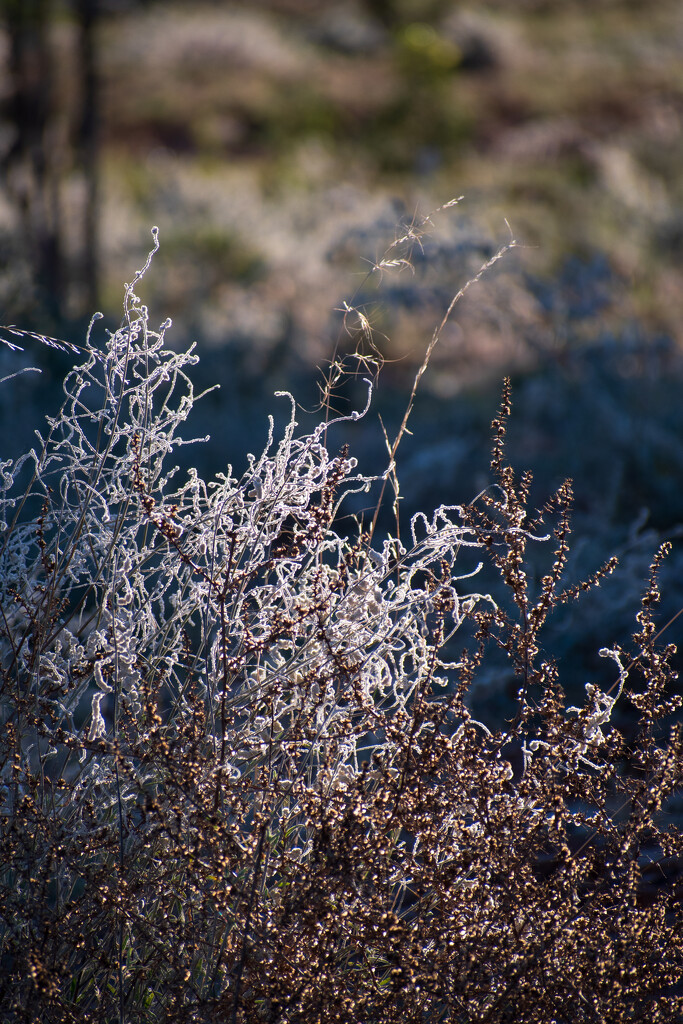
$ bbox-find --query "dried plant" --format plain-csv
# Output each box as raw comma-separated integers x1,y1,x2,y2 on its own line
1,228,681,1023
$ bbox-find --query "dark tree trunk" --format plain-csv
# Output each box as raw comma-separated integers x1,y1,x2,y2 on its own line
76,0,100,314
3,0,64,324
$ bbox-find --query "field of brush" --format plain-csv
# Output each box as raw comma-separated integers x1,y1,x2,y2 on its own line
1,7,682,1015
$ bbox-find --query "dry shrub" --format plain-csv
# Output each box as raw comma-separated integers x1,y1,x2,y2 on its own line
1,229,681,1023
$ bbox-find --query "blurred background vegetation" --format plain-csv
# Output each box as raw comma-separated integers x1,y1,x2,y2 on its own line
1,0,682,715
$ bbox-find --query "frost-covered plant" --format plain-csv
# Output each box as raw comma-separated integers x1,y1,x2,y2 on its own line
1,230,681,1023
